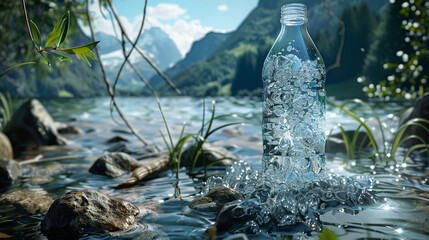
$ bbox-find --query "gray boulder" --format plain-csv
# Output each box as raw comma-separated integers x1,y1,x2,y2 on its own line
0,132,13,159
55,123,84,135
0,158,22,186
399,92,429,147
4,99,67,148
0,189,52,215
41,189,140,236
106,142,162,155
181,143,236,167
326,130,370,153
89,152,141,177
189,187,244,212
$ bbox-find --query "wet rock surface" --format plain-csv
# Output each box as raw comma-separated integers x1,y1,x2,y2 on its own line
0,158,22,187
4,99,67,148
0,189,52,215
56,123,84,135
0,132,13,159
41,189,140,236
189,187,244,212
326,130,370,153
181,142,236,167
106,142,162,155
399,92,429,147
89,152,141,177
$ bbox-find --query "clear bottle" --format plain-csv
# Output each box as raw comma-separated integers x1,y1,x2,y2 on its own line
262,3,326,179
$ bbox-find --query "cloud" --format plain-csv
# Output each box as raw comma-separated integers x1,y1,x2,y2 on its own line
149,18,212,56
81,1,212,57
217,4,228,12
147,3,187,20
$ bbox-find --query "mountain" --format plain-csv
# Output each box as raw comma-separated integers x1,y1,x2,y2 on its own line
149,31,231,89
95,26,182,90
157,0,387,97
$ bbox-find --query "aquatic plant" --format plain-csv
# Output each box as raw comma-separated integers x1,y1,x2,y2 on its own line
328,98,429,164
159,98,243,178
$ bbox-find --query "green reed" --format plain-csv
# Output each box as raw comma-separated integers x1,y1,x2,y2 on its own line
328,98,429,164
158,98,243,178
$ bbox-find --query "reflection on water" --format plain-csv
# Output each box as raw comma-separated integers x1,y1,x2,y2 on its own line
0,97,428,239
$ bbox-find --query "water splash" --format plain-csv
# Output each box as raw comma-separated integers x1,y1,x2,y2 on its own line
203,161,379,234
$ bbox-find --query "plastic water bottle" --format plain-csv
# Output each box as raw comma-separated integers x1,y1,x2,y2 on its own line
262,3,326,179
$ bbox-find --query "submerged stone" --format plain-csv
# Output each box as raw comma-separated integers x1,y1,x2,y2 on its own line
181,143,236,167
0,189,52,215
189,187,244,212
89,152,141,177
41,189,140,236
0,158,22,187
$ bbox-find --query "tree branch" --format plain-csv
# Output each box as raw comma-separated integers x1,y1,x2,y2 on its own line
106,0,181,95
21,0,39,51
85,0,148,146
323,0,345,73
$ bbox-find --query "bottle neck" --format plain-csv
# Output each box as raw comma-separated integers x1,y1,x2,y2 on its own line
281,3,307,26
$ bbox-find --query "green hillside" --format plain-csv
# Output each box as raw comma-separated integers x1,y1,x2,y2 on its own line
158,0,387,97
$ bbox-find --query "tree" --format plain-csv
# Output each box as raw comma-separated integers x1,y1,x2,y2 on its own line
361,0,428,99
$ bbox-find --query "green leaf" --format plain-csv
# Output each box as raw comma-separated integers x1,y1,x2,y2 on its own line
77,53,91,66
83,51,98,62
56,11,70,47
47,52,72,62
30,20,41,46
57,41,100,55
0,62,36,79
320,228,338,240
45,12,69,48
43,57,53,72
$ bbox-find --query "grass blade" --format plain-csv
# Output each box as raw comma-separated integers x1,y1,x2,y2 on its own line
338,125,352,159
329,98,380,159
402,144,429,163
0,62,36,79
390,118,429,158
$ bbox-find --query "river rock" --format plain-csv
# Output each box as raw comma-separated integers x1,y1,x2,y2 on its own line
189,187,244,212
0,132,13,159
4,99,67,148
181,143,236,168
89,152,141,177
0,189,52,215
326,130,370,153
105,136,129,143
41,189,140,236
56,123,84,135
398,92,429,147
106,142,162,155
213,201,254,233
0,158,22,186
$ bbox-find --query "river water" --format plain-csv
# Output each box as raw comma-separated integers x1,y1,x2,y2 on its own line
0,96,428,239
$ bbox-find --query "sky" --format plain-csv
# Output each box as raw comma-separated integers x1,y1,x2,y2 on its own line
87,0,259,57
